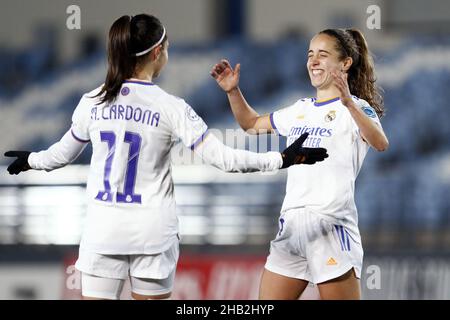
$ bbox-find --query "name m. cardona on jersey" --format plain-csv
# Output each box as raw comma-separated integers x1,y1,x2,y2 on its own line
90,104,161,128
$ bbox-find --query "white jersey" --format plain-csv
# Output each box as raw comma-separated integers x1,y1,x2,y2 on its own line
29,80,282,255
270,96,382,232
72,80,211,254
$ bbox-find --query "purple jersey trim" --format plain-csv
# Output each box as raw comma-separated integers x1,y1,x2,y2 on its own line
123,80,155,86
270,112,280,135
314,97,340,107
190,130,209,150
71,129,90,143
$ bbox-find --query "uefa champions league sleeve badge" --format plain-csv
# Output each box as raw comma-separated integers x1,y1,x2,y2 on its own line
185,106,201,122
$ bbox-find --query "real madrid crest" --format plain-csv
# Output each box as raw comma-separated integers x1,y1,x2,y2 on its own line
325,110,336,122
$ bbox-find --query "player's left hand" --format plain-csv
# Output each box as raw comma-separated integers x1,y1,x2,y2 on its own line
331,70,353,107
280,133,328,168
4,151,31,175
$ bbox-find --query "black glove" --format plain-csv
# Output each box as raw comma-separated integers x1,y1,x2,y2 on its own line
4,151,31,175
281,133,328,168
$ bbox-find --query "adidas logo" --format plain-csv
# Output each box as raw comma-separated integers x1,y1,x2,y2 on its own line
326,257,338,266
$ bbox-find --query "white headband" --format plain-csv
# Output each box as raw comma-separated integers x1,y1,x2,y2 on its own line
135,27,166,57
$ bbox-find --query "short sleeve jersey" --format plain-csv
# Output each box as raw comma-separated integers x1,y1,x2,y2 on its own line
270,96,382,226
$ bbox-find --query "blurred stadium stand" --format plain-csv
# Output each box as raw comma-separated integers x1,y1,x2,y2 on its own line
0,0,449,299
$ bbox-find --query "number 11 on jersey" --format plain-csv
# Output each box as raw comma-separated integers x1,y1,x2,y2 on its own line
95,131,142,204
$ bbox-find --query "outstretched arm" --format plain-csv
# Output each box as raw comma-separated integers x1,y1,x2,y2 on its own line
192,132,328,173
4,129,89,174
211,60,273,134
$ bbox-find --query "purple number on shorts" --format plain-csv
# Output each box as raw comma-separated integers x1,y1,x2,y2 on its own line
95,131,142,204
117,132,142,204
278,218,285,236
95,131,115,202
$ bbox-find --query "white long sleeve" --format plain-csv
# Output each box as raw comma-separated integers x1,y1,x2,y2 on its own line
28,129,88,171
192,132,282,173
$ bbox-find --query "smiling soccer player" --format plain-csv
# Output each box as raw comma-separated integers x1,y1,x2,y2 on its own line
211,28,389,300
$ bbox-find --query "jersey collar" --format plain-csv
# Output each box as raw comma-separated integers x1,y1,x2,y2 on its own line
123,80,155,86
313,97,340,107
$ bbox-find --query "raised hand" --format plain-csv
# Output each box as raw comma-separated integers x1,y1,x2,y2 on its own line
280,133,328,168
4,151,31,175
331,70,353,107
210,59,240,93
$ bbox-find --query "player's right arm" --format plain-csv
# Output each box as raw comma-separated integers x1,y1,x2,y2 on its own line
211,60,273,135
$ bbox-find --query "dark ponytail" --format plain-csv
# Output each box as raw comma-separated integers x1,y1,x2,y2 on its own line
320,28,385,118
96,14,167,105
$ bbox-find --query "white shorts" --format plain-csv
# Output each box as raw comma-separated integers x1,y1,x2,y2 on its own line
75,241,179,299
265,209,363,284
